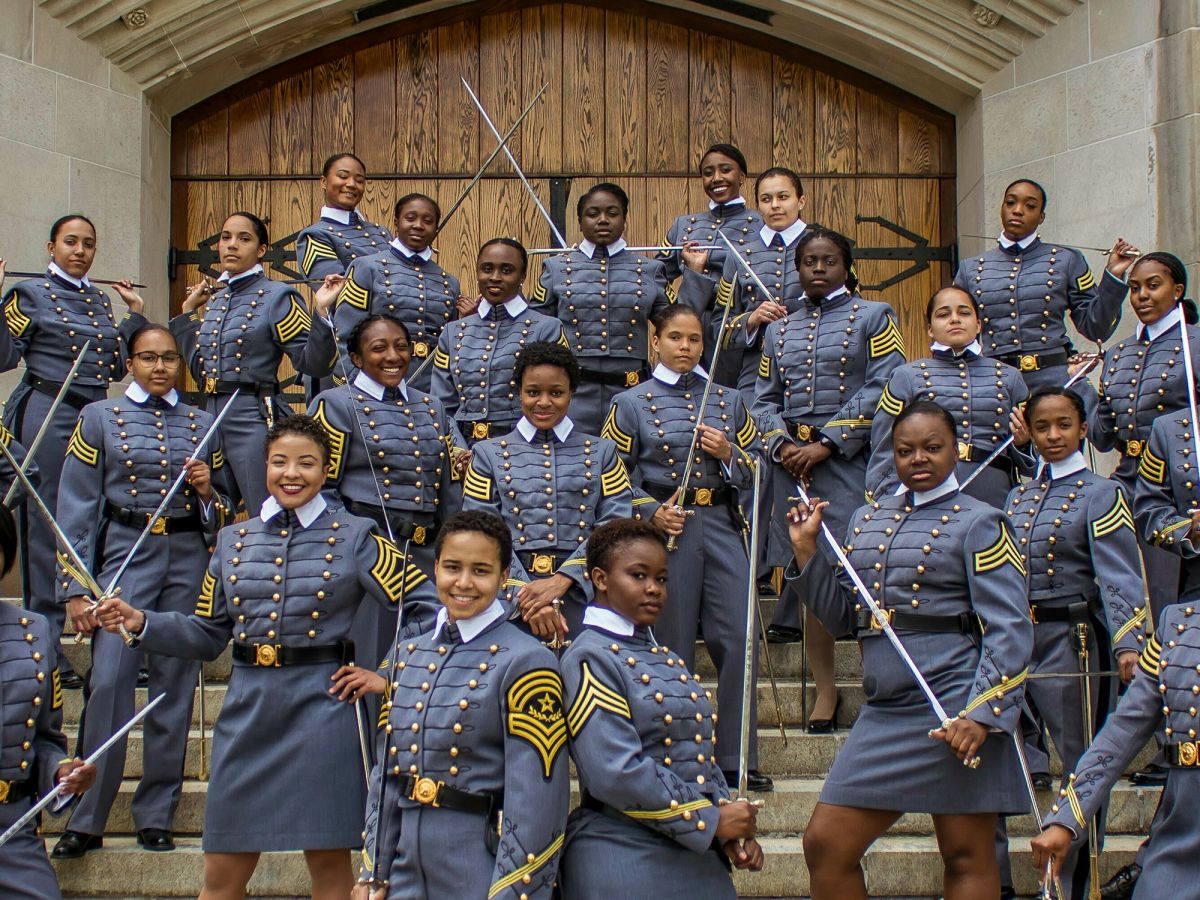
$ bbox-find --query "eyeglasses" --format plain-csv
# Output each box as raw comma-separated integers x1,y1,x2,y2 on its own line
132,352,183,366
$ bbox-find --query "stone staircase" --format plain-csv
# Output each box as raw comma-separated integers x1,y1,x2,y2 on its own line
14,597,1152,898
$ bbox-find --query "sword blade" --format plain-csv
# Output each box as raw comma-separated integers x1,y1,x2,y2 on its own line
737,462,761,796
717,230,781,306
1,272,147,288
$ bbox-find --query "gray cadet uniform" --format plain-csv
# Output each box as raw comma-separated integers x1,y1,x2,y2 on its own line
1092,309,1200,618
1133,410,1200,601
462,418,633,635
1,266,147,671
952,236,1127,396
431,295,567,446
1043,602,1200,898
559,607,739,900
998,452,1148,897
54,385,233,839
295,206,393,281
0,606,71,900
334,241,461,393
753,287,906,629
171,264,336,512
868,344,1031,508
361,601,569,899
530,239,674,435
602,363,762,772
308,373,458,652
128,493,432,852
790,481,1034,813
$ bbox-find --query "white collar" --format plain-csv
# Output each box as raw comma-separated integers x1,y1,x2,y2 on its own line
930,339,983,357
320,206,356,225
799,285,850,305
1047,450,1088,481
125,382,179,407
516,416,574,443
218,263,264,284
998,232,1039,250
708,197,746,211
759,218,807,248
651,362,711,385
48,261,91,288
259,492,328,528
390,238,433,262
353,370,409,402
1137,305,1184,342
578,238,627,259
477,294,529,320
583,605,636,636
895,472,960,506
434,598,506,643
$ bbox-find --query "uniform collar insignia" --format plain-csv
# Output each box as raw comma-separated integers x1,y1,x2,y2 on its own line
477,294,528,320
125,382,179,407
48,261,91,289
517,416,573,443
434,598,506,644
259,492,327,528
583,604,636,636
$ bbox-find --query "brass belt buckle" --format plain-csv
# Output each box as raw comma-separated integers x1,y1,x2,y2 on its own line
531,553,554,575
413,341,429,358
410,776,443,806
795,424,813,442
1018,354,1038,372
624,371,640,387
471,422,490,440
1179,741,1198,767
870,608,894,630
693,488,713,506
255,643,282,667
412,525,427,545
203,376,218,394
149,515,168,535
1126,439,1144,458
0,780,10,803
1029,605,1040,625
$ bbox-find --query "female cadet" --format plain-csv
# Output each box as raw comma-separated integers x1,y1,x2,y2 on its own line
431,238,566,446
308,313,459,656
530,182,673,435
462,341,633,641
294,153,393,282
94,416,433,900
0,220,148,687
951,178,1136,397
175,211,339,513
753,227,906,725
867,286,1031,508
601,303,770,791
1090,252,1200,622
680,167,810,394
558,518,764,899
333,193,464,393
0,505,98,900
788,401,1033,900
51,324,232,860
993,387,1147,899
355,510,569,900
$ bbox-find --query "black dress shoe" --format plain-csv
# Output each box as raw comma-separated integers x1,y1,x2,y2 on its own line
136,828,175,851
52,831,103,858
1032,772,1053,791
756,578,778,599
720,769,775,793
137,668,150,687
806,696,842,734
1100,861,1142,899
999,888,1017,900
59,670,85,691
765,624,803,644
1128,763,1168,786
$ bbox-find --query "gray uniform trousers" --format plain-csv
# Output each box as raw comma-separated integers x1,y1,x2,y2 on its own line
67,521,202,834
0,800,64,899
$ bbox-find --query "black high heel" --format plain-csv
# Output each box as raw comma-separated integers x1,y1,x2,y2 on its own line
806,694,841,734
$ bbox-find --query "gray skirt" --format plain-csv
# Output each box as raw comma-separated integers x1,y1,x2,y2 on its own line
1132,770,1200,898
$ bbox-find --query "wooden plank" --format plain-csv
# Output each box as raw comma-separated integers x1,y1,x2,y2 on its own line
431,177,476,287
311,56,354,166
898,108,939,175
814,71,855,174
270,71,311,176
437,19,480,175
641,175,688,247
806,177,853,238
855,89,898,174
354,41,398,173
852,176,901,303
396,30,439,172
521,3,562,173
645,19,688,173
186,109,228,176
479,11,523,175
228,89,270,176
772,59,812,172
605,11,646,173
688,31,731,170
730,44,773,175
895,178,941,360
359,177,398,242
561,4,605,173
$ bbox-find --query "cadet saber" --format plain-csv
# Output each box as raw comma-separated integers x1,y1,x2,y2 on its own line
737,463,763,794
461,78,569,250
2,340,92,506
1012,732,1062,900
1074,623,1102,899
526,245,720,256
0,694,165,849
717,229,781,306
438,84,549,234
959,236,1139,258
959,356,1102,491
197,668,208,782
0,271,147,288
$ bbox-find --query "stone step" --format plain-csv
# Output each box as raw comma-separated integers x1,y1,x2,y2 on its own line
694,639,863,680
59,638,232,681
53,833,1145,898
41,775,1162,840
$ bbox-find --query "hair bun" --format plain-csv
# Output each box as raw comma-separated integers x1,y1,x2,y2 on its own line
1181,297,1198,325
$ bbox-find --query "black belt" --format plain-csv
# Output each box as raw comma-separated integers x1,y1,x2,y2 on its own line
995,349,1070,373
398,774,498,816
461,420,515,442
958,443,1016,476
1165,741,1200,768
1029,596,1098,626
855,608,981,636
644,482,733,507
1119,438,1146,459
578,366,648,388
517,550,571,577
103,501,202,535
22,371,95,410
201,378,277,397
0,778,34,804
790,422,822,443
231,639,352,668
344,501,437,546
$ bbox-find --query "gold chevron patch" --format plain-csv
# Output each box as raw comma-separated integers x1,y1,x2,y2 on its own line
1091,491,1134,539
736,412,758,449
211,447,225,470
556,329,570,348
715,278,734,308
530,281,547,305
337,273,370,310
370,534,408,603
567,661,632,735
869,318,905,359
66,420,98,467
601,405,633,454
275,296,313,344
1076,271,1096,292
1138,446,1166,484
4,294,30,338
310,400,348,481
665,282,677,304
195,571,216,618
506,668,567,779
877,383,904,416
1139,634,1162,677
300,236,339,275
403,562,427,596
376,699,392,731
973,528,1026,575
463,461,493,502
432,347,450,371
51,666,63,709
601,458,631,497
488,833,564,898
0,423,13,447
758,353,771,379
